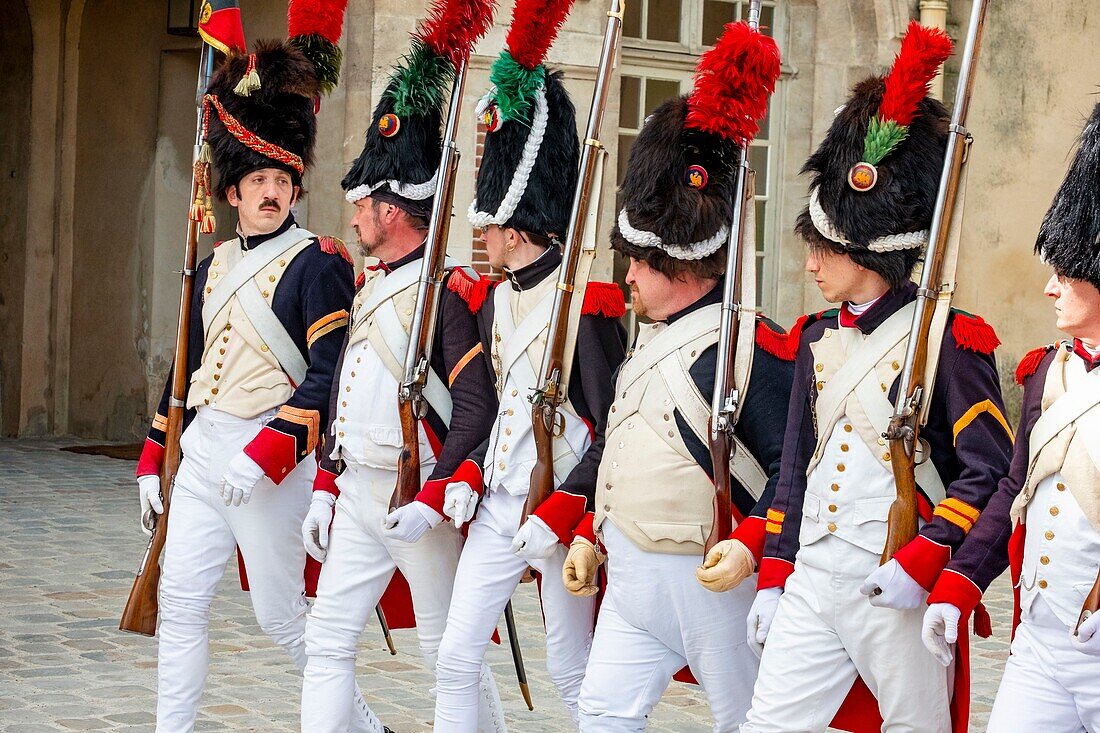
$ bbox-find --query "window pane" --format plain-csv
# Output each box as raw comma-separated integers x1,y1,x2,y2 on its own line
646,0,681,43
616,134,637,210
749,145,768,195
623,0,642,39
759,5,775,36
755,253,765,303
645,78,681,116
756,99,771,138
755,200,767,252
701,0,734,47
619,76,641,129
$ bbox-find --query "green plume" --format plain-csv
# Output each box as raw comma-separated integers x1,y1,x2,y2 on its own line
290,34,343,96
862,116,908,166
385,38,455,117
488,50,546,123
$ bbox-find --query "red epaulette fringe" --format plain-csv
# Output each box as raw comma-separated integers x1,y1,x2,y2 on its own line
582,282,626,318
1015,344,1054,385
754,317,795,362
318,236,353,264
951,312,1000,356
447,268,492,313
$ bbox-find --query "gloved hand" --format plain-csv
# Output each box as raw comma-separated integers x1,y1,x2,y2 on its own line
443,481,478,529
137,474,164,536
219,452,266,507
921,602,961,667
746,587,783,658
1071,611,1100,656
696,539,755,593
563,538,602,597
510,516,559,561
302,492,337,563
860,559,927,609
382,501,443,544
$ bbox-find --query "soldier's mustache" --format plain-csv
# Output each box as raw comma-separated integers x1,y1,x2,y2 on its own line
259,199,281,212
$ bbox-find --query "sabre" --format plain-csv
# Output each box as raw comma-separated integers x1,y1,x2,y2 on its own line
375,604,397,655
503,601,533,711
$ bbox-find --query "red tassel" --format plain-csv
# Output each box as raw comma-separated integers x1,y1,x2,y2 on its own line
582,282,627,318
1015,345,1053,385
447,268,493,313
319,235,353,264
973,602,992,639
754,318,796,361
951,312,1000,356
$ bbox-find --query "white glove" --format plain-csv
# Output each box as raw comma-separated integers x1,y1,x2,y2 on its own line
137,474,164,536
510,516,559,561
219,452,266,506
746,587,783,658
302,492,337,563
921,602,961,667
696,539,755,592
443,481,478,529
1071,611,1100,656
860,559,927,609
382,501,443,544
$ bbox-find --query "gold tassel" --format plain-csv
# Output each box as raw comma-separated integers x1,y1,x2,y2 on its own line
200,199,217,234
233,57,261,97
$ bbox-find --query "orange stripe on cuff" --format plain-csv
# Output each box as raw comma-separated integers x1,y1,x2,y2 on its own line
933,504,976,533
952,399,1012,444
306,310,349,348
151,413,169,432
275,405,320,454
448,343,484,386
766,509,785,522
940,497,980,522
765,521,783,534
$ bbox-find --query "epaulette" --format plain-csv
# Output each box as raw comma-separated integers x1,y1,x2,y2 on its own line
950,309,1000,355
446,268,493,313
1015,344,1057,386
582,282,627,318
762,309,838,361
318,236,353,264
754,316,794,362
213,240,228,248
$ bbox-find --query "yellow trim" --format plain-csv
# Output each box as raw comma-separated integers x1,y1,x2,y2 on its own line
306,310,349,348
933,504,975,533
151,413,169,432
940,497,980,522
765,521,783,535
449,343,484,386
952,399,1013,444
766,509,785,522
275,406,320,454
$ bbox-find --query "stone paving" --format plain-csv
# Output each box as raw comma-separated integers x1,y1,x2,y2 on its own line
0,438,1011,732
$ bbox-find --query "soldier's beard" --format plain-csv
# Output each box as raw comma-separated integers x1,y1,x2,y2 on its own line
356,207,387,258
630,286,648,318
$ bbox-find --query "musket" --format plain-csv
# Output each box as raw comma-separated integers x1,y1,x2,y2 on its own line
880,0,989,564
120,42,216,635
375,604,397,655
390,59,469,512
523,0,625,524
703,0,764,557
503,600,533,710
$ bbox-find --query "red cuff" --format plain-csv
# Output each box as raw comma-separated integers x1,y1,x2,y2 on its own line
730,516,767,565
243,426,298,486
313,466,340,498
573,511,596,544
136,438,165,478
452,459,485,495
892,534,952,592
757,557,794,590
928,569,983,617
533,491,587,546
415,460,484,516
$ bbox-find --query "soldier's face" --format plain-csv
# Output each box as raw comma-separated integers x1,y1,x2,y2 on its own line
1045,272,1100,344
228,169,298,235
483,225,508,269
806,246,876,304
625,257,675,320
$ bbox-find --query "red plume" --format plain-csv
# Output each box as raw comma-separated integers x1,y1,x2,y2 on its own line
686,21,781,145
419,0,497,67
506,0,576,70
879,21,953,126
288,0,349,44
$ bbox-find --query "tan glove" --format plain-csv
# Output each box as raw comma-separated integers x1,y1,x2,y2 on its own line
563,537,602,597
696,539,755,592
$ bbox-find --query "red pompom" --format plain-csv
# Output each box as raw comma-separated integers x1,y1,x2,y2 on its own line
447,268,493,313
419,0,496,67
1015,345,1053,385
686,21,780,145
506,0,575,70
754,318,795,361
287,0,349,44
951,311,1000,356
582,282,626,318
879,21,953,126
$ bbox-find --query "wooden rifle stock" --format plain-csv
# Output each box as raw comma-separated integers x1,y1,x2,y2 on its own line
522,0,624,526
881,0,988,564
120,44,214,635
390,60,467,513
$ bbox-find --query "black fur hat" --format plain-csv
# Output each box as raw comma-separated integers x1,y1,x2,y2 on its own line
1035,101,1100,290
204,40,319,200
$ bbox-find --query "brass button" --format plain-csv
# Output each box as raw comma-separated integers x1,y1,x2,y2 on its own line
511,389,518,397
878,437,886,446
610,406,616,413
1040,556,1050,565
405,308,413,316
338,431,345,438
843,424,853,433
831,483,840,492
356,357,362,364
281,467,287,474
1057,482,1066,491
840,444,849,452
816,381,825,390
341,401,347,408
206,286,212,294
204,399,210,405
261,344,269,352
345,386,351,392
824,330,831,338
225,324,232,331
604,505,611,512
663,413,670,421
828,522,837,532
223,336,229,344
1038,579,1048,589
1050,506,1060,517
498,461,505,470
216,362,223,369
880,383,887,392
213,374,220,381
338,416,345,423
668,430,675,437
815,363,824,373
502,444,509,453
505,427,512,436
278,259,286,267
829,504,838,513
262,290,269,298
883,452,892,462
350,371,356,378
837,463,845,472
219,348,225,355
268,275,276,283
891,361,900,370
1045,530,1055,540
507,408,514,416
605,482,612,491
211,387,219,395
212,260,219,267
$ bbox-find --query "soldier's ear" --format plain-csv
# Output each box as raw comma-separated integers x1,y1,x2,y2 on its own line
290,186,301,207
226,185,241,208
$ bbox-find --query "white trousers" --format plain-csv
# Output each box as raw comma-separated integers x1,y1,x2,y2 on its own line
987,596,1100,732
434,489,597,731
577,522,759,733
156,408,312,733
302,463,505,733
741,535,952,733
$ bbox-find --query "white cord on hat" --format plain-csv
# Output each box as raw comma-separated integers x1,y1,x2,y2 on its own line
616,208,728,261
467,86,549,229
344,168,440,204
808,187,928,253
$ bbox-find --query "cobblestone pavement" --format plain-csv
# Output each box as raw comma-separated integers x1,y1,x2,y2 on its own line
1,439,1011,732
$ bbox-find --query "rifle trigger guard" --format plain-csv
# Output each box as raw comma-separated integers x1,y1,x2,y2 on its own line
551,411,566,438
142,509,158,533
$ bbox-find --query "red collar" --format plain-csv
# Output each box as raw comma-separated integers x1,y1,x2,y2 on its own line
1073,339,1100,372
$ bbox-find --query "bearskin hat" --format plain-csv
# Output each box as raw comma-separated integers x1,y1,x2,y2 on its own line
467,0,579,241
1035,101,1100,290
342,0,494,218
796,21,952,263
611,20,779,272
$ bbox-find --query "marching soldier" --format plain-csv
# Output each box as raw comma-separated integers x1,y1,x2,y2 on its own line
132,13,371,731
564,20,788,731
430,1,628,727
737,24,1013,733
298,18,506,733
922,101,1100,731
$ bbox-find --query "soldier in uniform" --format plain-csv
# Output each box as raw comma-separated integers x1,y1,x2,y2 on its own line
922,101,1100,732
298,28,506,733
564,21,789,731
133,25,366,732
430,6,627,727
737,24,1014,733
